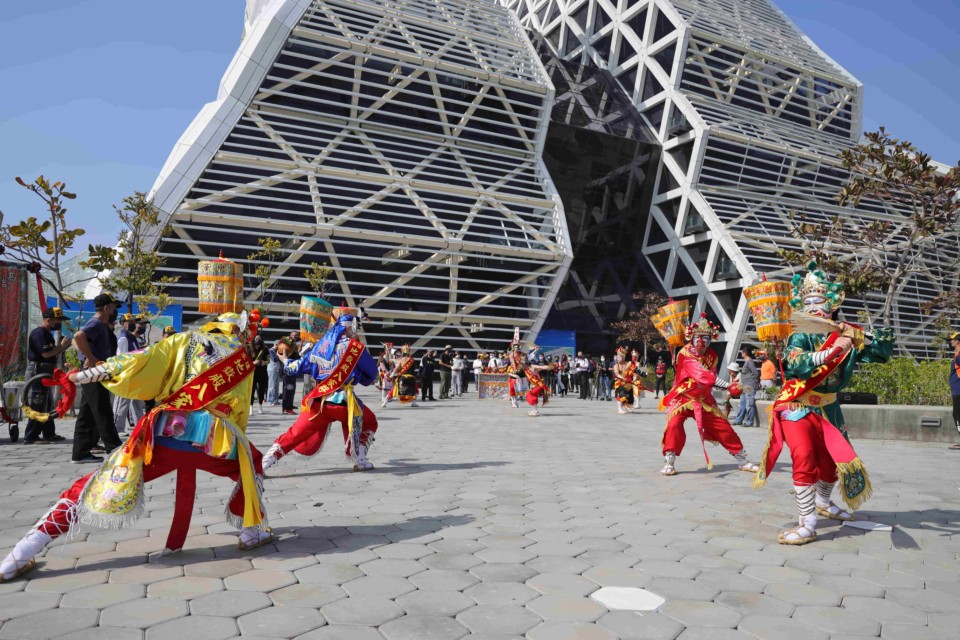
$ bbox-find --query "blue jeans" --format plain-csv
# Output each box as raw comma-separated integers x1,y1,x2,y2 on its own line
741,386,757,426
266,364,281,404
599,377,612,400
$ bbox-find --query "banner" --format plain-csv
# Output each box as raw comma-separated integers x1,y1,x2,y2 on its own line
0,263,28,376
477,373,510,399
536,330,576,358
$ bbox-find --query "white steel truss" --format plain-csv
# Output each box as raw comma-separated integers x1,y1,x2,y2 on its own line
149,0,571,351
503,0,958,359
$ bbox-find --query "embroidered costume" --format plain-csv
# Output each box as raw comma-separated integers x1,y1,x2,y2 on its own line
263,307,380,473
612,347,638,414
390,345,419,407
752,263,894,545
520,347,553,417
1,312,273,583
658,314,758,476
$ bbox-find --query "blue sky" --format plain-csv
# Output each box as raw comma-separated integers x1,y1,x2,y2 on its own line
1,0,958,257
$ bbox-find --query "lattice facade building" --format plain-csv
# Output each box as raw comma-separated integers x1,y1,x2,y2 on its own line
504,0,958,359
149,0,571,351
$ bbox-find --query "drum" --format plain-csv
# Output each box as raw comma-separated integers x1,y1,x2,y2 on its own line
300,296,333,343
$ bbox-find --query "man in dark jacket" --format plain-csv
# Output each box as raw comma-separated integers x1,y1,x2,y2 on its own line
420,350,437,401
23,308,72,444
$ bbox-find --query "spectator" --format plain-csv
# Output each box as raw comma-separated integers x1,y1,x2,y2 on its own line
472,353,484,387
71,293,122,463
948,332,960,451
420,350,437,401
732,346,759,427
598,355,613,401
452,351,466,397
266,340,282,405
23,307,72,444
575,352,591,400
279,337,299,415
113,313,145,434
760,353,776,389
654,357,668,398
438,345,454,399
248,335,270,415
558,355,570,396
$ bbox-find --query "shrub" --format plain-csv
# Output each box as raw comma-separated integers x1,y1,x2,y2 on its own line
846,357,951,406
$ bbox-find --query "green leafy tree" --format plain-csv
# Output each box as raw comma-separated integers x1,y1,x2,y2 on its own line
305,261,334,298
247,237,283,312
81,191,178,316
780,128,960,326
0,176,90,303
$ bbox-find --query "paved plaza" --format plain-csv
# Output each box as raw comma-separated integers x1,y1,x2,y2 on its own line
1,390,959,640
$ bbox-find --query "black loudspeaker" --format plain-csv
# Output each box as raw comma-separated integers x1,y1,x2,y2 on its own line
838,391,878,405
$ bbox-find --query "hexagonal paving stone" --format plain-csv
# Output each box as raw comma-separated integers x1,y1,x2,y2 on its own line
696,570,765,594
464,581,540,605
420,553,483,571
762,583,841,607
223,568,296,591
55,628,143,640
322,597,403,626
24,569,109,593
359,558,427,578
100,598,189,628
660,600,742,628
148,575,223,599
878,623,957,640
807,575,884,598
250,552,320,572
475,547,536,564
526,621,617,640
635,561,701,580
108,564,183,585
296,626,386,640
190,589,272,617
0,608,99,640
457,604,542,635
792,606,881,636
714,592,794,617
145,615,238,640
885,587,960,613
270,582,347,607
583,566,654,588
737,615,829,640
646,578,720,601
525,556,593,575
469,563,537,583
379,614,470,640
0,590,61,617
183,558,252,578
852,568,926,589
597,611,684,640
60,583,145,609
396,590,475,616
841,596,927,625
527,595,607,622
238,605,326,637
409,569,478,591
741,565,810,584
676,629,757,640
296,563,365,585
527,573,599,596
343,576,416,599
374,543,433,560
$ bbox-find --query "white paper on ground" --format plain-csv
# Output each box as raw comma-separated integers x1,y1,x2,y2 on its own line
844,520,893,531
591,587,665,611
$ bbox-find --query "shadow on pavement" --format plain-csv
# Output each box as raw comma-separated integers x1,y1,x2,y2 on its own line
288,459,508,479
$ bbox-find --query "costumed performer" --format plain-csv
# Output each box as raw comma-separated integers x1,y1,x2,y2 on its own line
390,344,419,407
753,263,893,545
520,347,554,417
378,343,394,408
612,346,638,415
263,308,380,473
1,312,274,583
659,313,759,476
506,342,528,409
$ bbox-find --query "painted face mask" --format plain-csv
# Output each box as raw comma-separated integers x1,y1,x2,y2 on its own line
690,334,711,355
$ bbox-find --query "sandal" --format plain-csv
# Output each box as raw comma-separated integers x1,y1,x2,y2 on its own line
738,462,759,473
0,558,36,583
660,465,677,476
816,502,854,521
238,527,275,551
948,444,960,450
778,526,817,546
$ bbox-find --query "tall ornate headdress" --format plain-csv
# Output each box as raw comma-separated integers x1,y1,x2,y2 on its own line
684,312,720,341
400,344,410,355
615,346,628,358
789,261,845,313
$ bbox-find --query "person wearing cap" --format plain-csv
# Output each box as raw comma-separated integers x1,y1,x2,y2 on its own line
0,310,274,583
438,345,454,399
948,332,960,451
162,325,177,338
264,307,380,472
23,308,73,444
71,293,122,463
112,313,145,434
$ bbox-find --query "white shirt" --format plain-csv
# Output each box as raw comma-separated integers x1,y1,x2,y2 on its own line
575,357,590,372
473,359,483,373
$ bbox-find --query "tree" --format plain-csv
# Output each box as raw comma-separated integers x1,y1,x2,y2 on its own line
610,291,668,362
0,176,89,304
82,191,178,318
779,128,960,326
305,261,334,298
246,237,284,313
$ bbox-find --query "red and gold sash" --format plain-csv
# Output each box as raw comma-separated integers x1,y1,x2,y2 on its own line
524,367,546,390
773,333,846,409
658,348,717,411
396,356,413,377
303,339,365,406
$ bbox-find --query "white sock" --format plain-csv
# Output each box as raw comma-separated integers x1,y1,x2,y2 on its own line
1,530,52,580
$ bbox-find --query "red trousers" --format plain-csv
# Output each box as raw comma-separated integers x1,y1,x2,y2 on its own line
40,443,263,552
276,401,378,458
782,414,838,486
526,386,546,407
662,407,745,456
